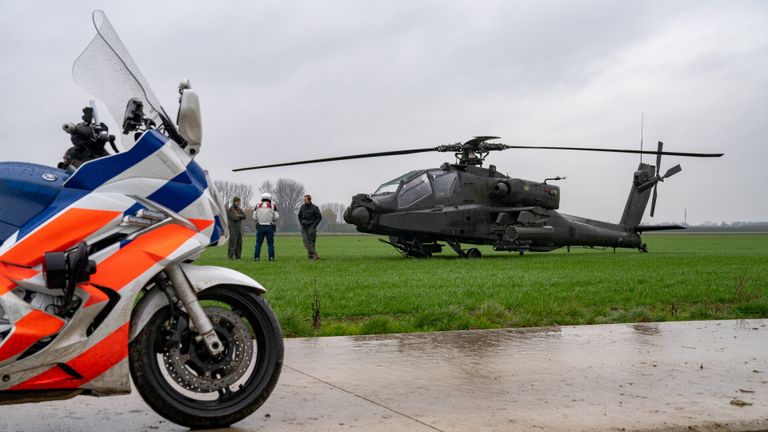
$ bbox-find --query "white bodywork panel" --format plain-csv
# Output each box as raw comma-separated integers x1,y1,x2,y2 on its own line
128,264,266,341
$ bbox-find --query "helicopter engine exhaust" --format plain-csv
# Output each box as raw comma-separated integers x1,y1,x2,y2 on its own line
489,180,560,210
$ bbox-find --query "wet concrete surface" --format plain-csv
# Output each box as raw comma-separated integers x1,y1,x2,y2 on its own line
1,319,767,432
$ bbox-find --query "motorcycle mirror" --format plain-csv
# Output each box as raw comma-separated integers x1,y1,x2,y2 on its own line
177,80,202,156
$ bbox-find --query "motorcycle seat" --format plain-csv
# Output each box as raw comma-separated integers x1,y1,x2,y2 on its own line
0,163,69,246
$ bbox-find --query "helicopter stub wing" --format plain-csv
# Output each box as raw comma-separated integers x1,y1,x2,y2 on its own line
634,224,686,232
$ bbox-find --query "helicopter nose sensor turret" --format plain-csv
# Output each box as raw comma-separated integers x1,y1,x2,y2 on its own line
344,206,371,227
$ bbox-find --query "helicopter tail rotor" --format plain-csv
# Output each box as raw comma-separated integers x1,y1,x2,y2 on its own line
635,141,683,217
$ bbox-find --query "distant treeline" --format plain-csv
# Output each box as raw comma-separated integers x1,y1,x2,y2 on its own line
215,179,356,234
680,222,768,233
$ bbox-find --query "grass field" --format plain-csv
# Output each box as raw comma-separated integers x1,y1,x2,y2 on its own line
197,233,768,337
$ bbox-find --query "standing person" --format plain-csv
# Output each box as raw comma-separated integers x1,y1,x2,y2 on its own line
298,194,322,260
253,193,279,262
226,196,246,259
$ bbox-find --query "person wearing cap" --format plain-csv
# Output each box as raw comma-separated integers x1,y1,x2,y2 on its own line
253,192,279,261
297,194,322,260
226,196,246,259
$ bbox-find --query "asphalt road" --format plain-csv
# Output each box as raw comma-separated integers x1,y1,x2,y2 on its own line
1,319,767,431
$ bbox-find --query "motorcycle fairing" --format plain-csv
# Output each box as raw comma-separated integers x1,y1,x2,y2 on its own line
0,163,69,246
64,129,167,191
0,308,65,363
0,129,227,395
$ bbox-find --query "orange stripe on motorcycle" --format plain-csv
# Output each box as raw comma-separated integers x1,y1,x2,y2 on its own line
0,263,39,296
0,262,38,281
0,208,121,267
81,283,111,308
0,310,65,363
0,275,15,296
90,223,198,290
9,322,129,390
190,218,213,232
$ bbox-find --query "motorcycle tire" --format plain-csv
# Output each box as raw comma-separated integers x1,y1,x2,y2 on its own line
129,285,283,429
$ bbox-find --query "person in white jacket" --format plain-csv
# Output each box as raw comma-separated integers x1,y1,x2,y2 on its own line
252,193,279,261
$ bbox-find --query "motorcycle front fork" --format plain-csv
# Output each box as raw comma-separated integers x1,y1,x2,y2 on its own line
165,264,225,356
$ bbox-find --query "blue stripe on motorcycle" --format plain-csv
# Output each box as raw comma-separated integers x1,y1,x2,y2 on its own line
15,188,89,240
211,215,222,244
185,158,208,190
124,159,208,215
64,130,168,191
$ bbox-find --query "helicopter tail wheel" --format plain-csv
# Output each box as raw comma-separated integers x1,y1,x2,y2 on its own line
465,248,482,259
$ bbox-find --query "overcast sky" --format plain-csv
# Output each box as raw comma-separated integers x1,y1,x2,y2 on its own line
1,1,766,224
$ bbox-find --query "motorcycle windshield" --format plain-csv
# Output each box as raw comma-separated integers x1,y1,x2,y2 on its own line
73,10,174,147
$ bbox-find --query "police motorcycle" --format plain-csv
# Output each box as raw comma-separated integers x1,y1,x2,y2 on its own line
0,10,282,428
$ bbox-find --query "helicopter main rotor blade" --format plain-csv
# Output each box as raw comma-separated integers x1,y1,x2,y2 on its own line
655,141,664,173
500,144,723,158
232,147,437,172
232,139,723,172
663,164,682,179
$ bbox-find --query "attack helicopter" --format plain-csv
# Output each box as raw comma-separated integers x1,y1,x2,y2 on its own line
234,137,722,258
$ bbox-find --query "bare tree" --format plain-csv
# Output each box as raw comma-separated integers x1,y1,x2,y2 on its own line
259,180,274,195
320,202,348,223
214,180,255,208
321,208,336,223
318,202,356,233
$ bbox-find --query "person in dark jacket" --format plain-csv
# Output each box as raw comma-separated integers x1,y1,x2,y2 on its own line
226,196,246,259
297,194,322,260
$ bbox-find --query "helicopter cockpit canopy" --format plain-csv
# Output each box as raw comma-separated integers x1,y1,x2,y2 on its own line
397,172,431,208
372,169,460,209
373,170,421,196
428,169,459,198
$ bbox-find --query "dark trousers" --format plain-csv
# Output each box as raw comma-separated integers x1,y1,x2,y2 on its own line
255,224,275,258
228,226,242,258
302,225,318,257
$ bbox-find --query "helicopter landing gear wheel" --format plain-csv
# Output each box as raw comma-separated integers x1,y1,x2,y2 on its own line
639,243,648,253
465,248,482,259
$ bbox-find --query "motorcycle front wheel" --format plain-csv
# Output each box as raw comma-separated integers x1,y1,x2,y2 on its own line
129,285,283,429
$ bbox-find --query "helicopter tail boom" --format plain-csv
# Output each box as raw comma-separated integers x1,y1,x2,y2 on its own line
620,162,655,229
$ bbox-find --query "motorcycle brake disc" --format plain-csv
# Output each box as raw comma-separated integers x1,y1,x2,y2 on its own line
162,307,254,393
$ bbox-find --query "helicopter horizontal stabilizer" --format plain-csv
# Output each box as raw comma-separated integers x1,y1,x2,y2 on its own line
634,224,686,232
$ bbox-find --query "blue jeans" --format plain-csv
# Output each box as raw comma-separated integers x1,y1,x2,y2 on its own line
254,224,275,259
